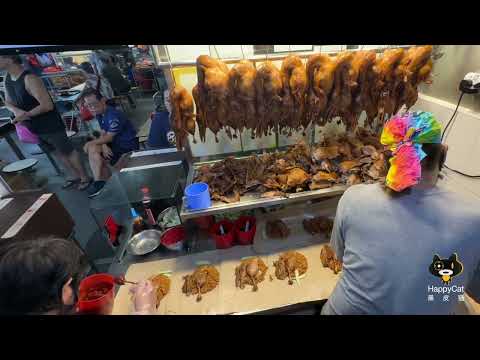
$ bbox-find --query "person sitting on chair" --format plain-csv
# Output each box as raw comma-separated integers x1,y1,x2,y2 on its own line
82,88,139,198
100,57,136,109
78,62,115,102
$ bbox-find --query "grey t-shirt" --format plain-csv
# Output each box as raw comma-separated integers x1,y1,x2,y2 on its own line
322,183,480,315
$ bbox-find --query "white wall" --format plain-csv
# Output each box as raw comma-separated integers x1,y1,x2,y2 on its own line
411,93,480,197
420,45,480,113
162,45,391,63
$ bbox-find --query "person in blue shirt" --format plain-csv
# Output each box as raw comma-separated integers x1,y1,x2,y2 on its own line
82,88,139,198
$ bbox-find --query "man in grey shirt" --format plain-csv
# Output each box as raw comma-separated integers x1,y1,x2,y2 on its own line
322,116,480,315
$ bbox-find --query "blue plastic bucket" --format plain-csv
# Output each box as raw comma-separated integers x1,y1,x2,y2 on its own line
184,182,211,210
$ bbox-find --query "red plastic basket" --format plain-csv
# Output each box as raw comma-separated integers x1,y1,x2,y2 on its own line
210,220,235,249
234,216,257,245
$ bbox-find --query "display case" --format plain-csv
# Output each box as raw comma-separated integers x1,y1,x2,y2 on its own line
89,155,188,267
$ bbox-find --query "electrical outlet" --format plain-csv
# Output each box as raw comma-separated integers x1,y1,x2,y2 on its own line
464,72,480,86
459,72,480,94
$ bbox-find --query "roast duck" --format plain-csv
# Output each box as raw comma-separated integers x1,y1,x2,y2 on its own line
173,46,432,148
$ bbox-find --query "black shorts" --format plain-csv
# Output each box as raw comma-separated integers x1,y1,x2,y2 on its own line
38,131,75,156
103,145,132,166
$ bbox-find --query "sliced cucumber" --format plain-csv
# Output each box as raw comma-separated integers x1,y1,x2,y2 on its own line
195,261,211,266
158,271,173,277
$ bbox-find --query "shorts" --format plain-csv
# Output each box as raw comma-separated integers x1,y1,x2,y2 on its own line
38,131,75,156
103,145,134,166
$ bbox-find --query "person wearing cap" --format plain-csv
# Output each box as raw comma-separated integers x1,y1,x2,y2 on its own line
322,112,480,315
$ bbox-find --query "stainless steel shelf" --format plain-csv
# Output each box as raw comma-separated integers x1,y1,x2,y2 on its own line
179,157,347,221
180,185,346,220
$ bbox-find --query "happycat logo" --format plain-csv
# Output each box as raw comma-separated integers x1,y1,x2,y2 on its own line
429,253,463,285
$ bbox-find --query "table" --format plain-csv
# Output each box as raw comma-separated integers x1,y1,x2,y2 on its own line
0,120,26,160
2,158,38,173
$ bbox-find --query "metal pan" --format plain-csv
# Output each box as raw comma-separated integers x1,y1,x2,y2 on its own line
127,229,162,256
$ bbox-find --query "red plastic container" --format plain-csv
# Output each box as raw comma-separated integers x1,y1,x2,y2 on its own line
77,274,115,315
210,220,235,249
235,216,257,245
194,215,214,230
161,225,186,251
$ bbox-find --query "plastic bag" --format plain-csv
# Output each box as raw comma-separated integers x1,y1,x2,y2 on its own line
15,123,39,144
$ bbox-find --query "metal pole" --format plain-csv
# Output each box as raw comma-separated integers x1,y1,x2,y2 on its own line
0,174,12,196
275,123,279,149
239,131,244,152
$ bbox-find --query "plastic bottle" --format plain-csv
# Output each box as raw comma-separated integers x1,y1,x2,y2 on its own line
141,186,156,227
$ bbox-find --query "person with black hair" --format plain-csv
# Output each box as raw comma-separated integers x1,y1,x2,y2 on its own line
0,237,84,315
322,112,480,315
78,61,114,101
0,55,91,190
82,88,138,198
100,57,136,109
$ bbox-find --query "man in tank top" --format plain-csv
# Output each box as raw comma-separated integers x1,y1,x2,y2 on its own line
0,55,91,190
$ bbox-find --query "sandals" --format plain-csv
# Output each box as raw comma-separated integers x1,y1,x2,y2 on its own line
62,178,80,189
62,178,92,191
78,179,93,191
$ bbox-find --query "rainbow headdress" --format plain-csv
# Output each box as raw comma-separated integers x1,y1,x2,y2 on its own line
380,111,441,192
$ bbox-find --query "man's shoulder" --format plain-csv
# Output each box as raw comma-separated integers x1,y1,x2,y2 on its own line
105,106,123,119
23,72,39,82
342,183,382,200
105,106,131,124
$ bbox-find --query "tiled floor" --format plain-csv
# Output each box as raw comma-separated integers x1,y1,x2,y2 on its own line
0,94,155,263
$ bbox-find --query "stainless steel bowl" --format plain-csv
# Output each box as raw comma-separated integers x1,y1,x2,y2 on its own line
127,230,162,256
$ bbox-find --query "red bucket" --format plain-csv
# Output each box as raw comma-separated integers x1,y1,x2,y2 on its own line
210,220,235,249
235,216,257,245
77,273,115,315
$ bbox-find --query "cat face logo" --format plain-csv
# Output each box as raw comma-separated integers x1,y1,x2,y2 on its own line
429,253,463,285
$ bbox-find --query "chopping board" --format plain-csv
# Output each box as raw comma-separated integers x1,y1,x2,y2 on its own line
113,242,341,315
113,196,342,315
112,258,176,315
167,251,221,315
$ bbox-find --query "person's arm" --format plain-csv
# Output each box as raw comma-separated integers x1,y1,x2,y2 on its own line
330,194,348,262
84,115,121,153
89,132,115,146
13,74,55,123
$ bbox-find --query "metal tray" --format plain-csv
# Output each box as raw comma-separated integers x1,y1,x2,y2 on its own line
180,157,347,221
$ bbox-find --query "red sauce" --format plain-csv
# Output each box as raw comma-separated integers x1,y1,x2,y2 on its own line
162,228,185,245
81,282,113,301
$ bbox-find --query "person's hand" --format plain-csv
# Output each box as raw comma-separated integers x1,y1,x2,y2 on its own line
102,144,113,160
12,111,29,124
129,280,156,315
83,141,93,154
